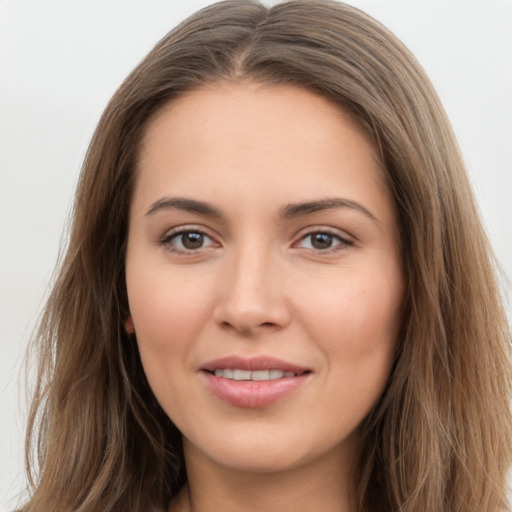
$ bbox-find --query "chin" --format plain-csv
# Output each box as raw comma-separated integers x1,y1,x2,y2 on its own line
182,421,356,475
200,444,308,474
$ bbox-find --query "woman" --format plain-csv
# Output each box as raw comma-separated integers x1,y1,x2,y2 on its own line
20,1,512,511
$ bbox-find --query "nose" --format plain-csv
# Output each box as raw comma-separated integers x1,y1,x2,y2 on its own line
212,246,291,335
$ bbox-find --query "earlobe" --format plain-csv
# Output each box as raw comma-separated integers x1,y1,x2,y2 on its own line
125,315,135,334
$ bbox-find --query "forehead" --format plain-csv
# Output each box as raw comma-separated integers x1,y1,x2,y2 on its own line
133,82,392,221
140,82,379,165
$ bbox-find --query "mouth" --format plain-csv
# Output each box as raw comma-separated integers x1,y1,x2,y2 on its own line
201,355,311,375
199,356,312,408
206,368,308,380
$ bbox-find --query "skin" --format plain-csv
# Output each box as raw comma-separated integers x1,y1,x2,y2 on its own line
125,82,404,512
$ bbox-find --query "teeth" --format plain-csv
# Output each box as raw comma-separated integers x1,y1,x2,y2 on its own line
252,370,270,381
213,369,297,380
233,369,251,381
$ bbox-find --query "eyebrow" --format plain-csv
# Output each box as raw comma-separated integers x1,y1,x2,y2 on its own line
280,197,378,222
146,197,224,218
145,196,378,223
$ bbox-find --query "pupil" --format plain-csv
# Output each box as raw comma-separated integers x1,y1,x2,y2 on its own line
182,232,203,249
312,233,332,249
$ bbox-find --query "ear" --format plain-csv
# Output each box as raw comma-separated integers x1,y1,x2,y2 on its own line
125,315,135,334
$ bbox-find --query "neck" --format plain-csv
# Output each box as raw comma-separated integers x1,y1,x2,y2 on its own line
169,440,359,512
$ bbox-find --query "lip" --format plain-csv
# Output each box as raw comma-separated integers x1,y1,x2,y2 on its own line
199,356,312,409
200,356,311,374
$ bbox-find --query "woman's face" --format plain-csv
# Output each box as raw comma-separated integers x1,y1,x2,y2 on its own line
126,83,404,474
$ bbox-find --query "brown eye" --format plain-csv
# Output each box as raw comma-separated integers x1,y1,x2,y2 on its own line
311,233,334,249
162,230,216,252
181,232,204,249
296,230,353,252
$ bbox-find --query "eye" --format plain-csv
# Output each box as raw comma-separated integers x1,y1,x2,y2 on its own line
296,230,353,252
161,229,217,253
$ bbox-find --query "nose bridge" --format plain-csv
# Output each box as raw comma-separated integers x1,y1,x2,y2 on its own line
214,237,289,332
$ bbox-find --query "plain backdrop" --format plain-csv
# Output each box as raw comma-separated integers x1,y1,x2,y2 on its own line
1,0,511,508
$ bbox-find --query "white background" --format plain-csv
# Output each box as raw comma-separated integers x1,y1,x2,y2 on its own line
1,0,511,508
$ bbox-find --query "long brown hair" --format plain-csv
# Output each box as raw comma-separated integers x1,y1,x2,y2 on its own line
23,1,512,511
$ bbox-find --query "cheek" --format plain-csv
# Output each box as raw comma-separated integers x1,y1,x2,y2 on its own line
295,263,403,387
125,263,216,368
125,266,218,420
302,273,402,343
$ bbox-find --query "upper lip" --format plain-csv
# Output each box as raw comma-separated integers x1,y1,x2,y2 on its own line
200,356,311,374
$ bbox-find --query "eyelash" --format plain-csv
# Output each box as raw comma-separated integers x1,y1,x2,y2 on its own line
160,227,216,254
159,227,354,255
293,229,354,254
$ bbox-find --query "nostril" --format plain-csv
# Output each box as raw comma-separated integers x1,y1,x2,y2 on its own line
219,320,277,334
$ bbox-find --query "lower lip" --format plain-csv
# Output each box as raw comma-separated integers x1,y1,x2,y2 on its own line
200,371,310,408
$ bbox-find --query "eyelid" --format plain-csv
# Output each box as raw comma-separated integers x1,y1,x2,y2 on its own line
159,224,221,253
292,226,354,252
158,224,354,256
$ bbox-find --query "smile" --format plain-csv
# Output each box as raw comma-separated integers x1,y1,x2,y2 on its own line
211,369,298,380
200,356,312,408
